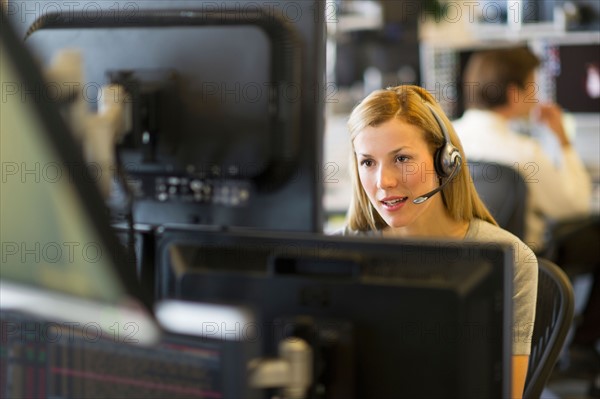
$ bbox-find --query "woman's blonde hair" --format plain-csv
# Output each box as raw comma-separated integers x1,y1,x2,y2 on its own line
346,85,497,231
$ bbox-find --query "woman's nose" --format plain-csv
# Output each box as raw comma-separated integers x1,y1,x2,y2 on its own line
377,165,398,189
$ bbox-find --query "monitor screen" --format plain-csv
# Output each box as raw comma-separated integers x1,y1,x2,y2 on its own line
554,43,600,114
156,227,514,398
1,310,259,399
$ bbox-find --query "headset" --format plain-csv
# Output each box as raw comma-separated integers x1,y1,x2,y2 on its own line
412,103,463,204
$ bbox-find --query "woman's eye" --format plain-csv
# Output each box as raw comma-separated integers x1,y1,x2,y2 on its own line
360,159,373,167
396,155,409,163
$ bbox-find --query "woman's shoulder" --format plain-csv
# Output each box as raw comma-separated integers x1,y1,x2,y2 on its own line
467,219,538,268
466,218,518,242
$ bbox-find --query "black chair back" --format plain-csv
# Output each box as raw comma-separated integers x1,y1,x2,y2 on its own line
543,215,600,276
470,161,527,240
524,258,575,399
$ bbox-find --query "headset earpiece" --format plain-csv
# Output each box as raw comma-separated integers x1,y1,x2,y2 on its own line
412,102,463,204
434,142,462,178
426,103,462,178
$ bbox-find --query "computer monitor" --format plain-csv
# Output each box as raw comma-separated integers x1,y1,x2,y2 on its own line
1,10,259,398
0,309,260,398
0,4,157,342
157,226,514,398
16,0,325,232
554,43,600,114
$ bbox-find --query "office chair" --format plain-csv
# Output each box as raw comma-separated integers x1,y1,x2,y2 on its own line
524,258,575,399
469,161,527,240
543,216,600,396
543,215,600,276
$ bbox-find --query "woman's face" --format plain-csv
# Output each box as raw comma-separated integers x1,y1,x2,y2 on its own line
353,118,442,230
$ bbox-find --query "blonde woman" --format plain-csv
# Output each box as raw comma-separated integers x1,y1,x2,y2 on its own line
340,85,538,398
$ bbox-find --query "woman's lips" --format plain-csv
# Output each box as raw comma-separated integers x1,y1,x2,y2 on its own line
380,196,408,211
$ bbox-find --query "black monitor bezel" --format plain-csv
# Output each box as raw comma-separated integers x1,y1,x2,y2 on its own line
156,225,514,397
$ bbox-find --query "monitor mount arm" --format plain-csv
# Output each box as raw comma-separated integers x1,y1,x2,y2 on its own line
26,8,303,192
155,299,313,399
248,337,313,399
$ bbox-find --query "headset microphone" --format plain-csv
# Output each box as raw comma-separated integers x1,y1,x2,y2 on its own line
413,103,462,205
413,159,461,204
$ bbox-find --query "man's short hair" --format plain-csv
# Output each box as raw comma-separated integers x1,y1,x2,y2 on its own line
463,47,541,110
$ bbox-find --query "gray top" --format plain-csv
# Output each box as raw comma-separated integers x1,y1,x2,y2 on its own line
337,218,538,355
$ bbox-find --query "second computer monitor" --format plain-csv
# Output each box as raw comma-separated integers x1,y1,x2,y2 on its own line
157,228,514,398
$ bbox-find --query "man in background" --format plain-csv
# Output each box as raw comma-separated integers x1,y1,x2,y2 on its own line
453,46,592,252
